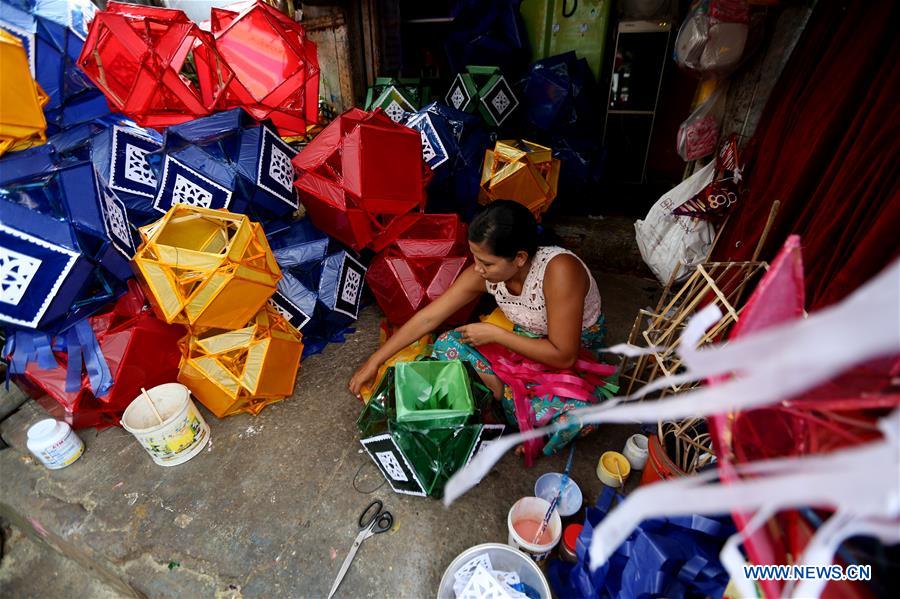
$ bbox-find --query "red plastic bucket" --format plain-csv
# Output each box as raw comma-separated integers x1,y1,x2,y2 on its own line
640,434,688,486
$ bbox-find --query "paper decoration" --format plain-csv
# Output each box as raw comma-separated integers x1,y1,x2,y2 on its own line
403,102,491,218
178,304,303,418
292,108,428,252
266,218,366,357
132,205,281,330
0,28,47,155
445,66,519,127
366,214,473,325
89,121,164,226
364,77,429,123
357,360,497,498
479,140,561,220
210,1,319,137
7,281,185,429
360,433,426,497
77,2,232,128
148,108,299,225
0,0,108,131
444,1,527,77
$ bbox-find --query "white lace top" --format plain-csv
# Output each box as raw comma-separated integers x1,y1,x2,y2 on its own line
486,246,602,336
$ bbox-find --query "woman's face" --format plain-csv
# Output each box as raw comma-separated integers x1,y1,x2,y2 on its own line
468,241,527,283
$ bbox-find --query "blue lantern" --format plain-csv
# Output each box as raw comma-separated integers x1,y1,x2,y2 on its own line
147,108,300,226
267,219,367,359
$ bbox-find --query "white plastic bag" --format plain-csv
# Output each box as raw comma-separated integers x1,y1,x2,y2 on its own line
635,161,716,284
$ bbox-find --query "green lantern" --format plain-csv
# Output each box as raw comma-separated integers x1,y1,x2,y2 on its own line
364,77,431,123
445,66,519,127
358,359,503,497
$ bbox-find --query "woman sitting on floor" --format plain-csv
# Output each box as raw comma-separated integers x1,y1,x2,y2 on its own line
349,200,613,456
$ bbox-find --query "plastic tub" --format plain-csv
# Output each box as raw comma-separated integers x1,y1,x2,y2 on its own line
507,497,562,562
597,451,631,488
534,472,583,517
437,543,552,599
121,383,210,466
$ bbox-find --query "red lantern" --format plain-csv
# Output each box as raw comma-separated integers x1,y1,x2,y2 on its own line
210,1,319,136
77,2,232,128
366,214,475,325
18,282,186,429
293,108,429,252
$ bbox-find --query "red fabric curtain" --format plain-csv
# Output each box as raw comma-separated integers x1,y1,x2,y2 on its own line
713,0,899,310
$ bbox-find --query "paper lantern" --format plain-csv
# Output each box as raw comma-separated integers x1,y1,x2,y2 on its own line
0,153,136,331
292,108,428,252
445,66,519,127
521,51,599,135
178,304,303,418
404,102,490,217
7,281,185,429
359,330,434,403
364,77,429,123
77,2,233,128
210,0,318,137
444,0,527,75
357,359,501,497
147,108,299,224
267,218,367,357
366,214,474,326
0,0,109,131
133,205,281,330
479,140,560,219
0,28,47,155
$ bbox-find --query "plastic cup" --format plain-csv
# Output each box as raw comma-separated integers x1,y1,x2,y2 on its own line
534,472,583,517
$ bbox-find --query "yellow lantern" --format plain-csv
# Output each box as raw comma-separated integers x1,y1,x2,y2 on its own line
134,206,281,330
359,332,435,404
0,29,48,156
178,305,304,417
479,140,561,220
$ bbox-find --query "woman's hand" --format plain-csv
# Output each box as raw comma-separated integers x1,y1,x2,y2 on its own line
348,358,380,396
455,323,502,347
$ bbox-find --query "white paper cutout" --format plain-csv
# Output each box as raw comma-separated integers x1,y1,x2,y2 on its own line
268,144,295,192
375,450,408,482
457,565,515,599
341,267,362,306
124,144,157,187
0,246,42,306
172,174,214,208
453,553,493,596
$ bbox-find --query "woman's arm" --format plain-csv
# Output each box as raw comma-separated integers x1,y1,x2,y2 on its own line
348,265,486,393
456,254,587,370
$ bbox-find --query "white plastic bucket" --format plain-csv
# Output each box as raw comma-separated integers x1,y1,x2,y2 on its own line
506,497,562,563
121,383,209,467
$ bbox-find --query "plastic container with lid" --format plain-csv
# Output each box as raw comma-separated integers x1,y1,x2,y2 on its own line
560,523,583,562
26,419,84,470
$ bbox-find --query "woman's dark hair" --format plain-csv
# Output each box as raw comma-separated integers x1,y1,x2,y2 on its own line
468,200,539,259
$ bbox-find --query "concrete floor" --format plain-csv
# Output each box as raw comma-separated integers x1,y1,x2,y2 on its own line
0,268,659,599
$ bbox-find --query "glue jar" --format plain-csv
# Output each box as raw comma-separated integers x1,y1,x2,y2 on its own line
26,419,84,470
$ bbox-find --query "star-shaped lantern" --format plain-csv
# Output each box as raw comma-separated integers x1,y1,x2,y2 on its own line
210,0,319,137
0,28,47,155
77,2,233,129
479,140,560,220
132,205,281,331
445,66,518,127
178,303,303,418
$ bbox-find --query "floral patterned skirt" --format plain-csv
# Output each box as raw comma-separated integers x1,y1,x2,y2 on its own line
432,314,616,455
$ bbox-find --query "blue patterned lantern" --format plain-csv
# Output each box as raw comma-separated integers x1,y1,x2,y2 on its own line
267,219,367,358
0,149,133,331
0,0,110,131
147,108,300,226
404,102,492,219
90,121,164,226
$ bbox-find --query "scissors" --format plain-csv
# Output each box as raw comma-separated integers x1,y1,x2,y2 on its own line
327,499,394,599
